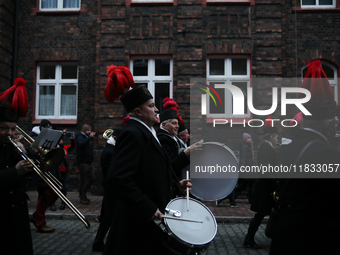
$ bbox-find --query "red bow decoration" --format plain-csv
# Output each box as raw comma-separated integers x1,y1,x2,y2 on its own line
0,78,28,118
104,65,135,103
119,115,130,127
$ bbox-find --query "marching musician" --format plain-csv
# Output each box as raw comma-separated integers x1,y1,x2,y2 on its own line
103,65,191,255
0,78,34,255
270,60,340,254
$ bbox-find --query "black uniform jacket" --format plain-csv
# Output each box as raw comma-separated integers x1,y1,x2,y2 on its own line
251,142,277,215
0,143,33,255
157,128,190,179
270,129,340,255
104,119,178,255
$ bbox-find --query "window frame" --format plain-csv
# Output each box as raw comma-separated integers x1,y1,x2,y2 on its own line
35,62,78,120
130,57,173,112
300,0,336,8
206,56,251,120
39,0,81,11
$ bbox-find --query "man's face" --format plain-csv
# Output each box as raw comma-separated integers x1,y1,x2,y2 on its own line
270,134,278,146
0,121,17,143
179,129,190,143
138,99,159,127
163,119,179,136
85,129,92,136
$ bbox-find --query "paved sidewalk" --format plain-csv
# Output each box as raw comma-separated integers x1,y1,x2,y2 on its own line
27,191,258,223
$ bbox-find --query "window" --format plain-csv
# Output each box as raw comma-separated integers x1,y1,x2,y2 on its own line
40,0,81,11
36,63,78,119
130,57,173,112
301,0,336,8
206,56,250,118
302,61,338,103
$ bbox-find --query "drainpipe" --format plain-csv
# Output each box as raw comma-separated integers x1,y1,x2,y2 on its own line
11,0,20,84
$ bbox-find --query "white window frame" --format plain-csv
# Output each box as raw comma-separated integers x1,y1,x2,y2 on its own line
36,63,78,120
206,56,251,118
130,57,173,111
131,0,172,2
301,61,338,103
40,0,81,11
301,0,336,8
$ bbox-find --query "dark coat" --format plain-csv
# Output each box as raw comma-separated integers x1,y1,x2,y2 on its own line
157,128,190,179
104,119,178,255
239,140,254,167
0,143,33,255
75,132,94,164
270,129,340,254
250,142,277,215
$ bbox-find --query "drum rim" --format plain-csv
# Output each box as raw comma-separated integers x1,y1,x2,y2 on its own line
189,141,239,202
163,197,218,246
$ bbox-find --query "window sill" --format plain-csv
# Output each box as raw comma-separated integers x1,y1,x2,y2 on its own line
203,0,255,5
292,6,340,12
127,0,177,6
32,119,77,125
31,8,85,16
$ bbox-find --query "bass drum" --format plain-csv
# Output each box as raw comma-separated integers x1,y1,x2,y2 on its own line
182,142,239,201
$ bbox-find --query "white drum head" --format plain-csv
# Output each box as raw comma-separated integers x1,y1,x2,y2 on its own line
164,198,217,246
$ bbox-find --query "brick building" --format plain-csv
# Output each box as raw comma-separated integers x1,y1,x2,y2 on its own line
1,0,340,189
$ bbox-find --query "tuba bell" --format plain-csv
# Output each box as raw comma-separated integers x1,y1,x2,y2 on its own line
103,129,114,140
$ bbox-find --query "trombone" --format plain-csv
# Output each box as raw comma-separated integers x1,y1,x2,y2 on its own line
9,127,90,229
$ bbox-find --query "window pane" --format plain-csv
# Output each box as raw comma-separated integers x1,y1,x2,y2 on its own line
232,82,248,114
41,0,57,8
61,86,77,116
40,65,55,79
62,65,78,79
39,86,55,115
209,82,225,114
322,65,334,80
319,0,333,4
155,59,170,76
232,59,247,75
209,59,224,75
133,59,148,76
155,83,170,111
301,0,316,5
63,0,80,8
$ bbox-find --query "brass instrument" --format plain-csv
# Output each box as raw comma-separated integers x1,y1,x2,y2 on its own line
10,128,90,229
103,129,113,140
273,190,279,202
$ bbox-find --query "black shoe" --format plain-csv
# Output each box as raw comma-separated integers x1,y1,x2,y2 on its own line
92,244,104,252
230,202,239,208
243,238,262,249
50,203,56,211
60,203,65,210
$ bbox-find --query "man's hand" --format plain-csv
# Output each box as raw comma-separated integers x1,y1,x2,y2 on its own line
15,160,33,176
12,140,27,154
184,140,203,156
179,178,192,193
151,208,164,221
90,132,96,137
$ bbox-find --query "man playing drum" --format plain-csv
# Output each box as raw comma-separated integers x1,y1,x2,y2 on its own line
103,66,191,255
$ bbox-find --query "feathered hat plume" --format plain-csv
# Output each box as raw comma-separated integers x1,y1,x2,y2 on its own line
163,97,183,124
0,78,28,118
104,65,135,103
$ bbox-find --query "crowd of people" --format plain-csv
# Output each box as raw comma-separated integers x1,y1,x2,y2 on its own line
1,60,340,255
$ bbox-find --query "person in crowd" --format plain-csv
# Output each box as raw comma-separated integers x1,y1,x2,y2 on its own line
270,60,340,255
75,124,96,204
0,78,34,254
244,119,278,249
178,124,190,148
50,129,76,211
29,119,60,233
92,128,121,252
103,65,191,254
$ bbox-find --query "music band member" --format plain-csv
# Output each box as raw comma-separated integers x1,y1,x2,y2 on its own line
0,78,34,254
103,65,191,254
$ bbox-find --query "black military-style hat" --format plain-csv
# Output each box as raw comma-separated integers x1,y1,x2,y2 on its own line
120,85,153,113
159,109,179,123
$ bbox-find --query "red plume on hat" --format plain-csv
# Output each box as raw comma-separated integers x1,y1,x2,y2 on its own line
301,60,334,103
104,65,135,103
290,112,302,126
163,97,184,124
264,116,273,127
0,78,28,118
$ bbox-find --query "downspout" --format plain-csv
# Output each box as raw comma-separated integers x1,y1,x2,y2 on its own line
11,0,20,84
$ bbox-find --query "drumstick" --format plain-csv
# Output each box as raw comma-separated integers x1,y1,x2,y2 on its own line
186,171,189,212
162,215,203,223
